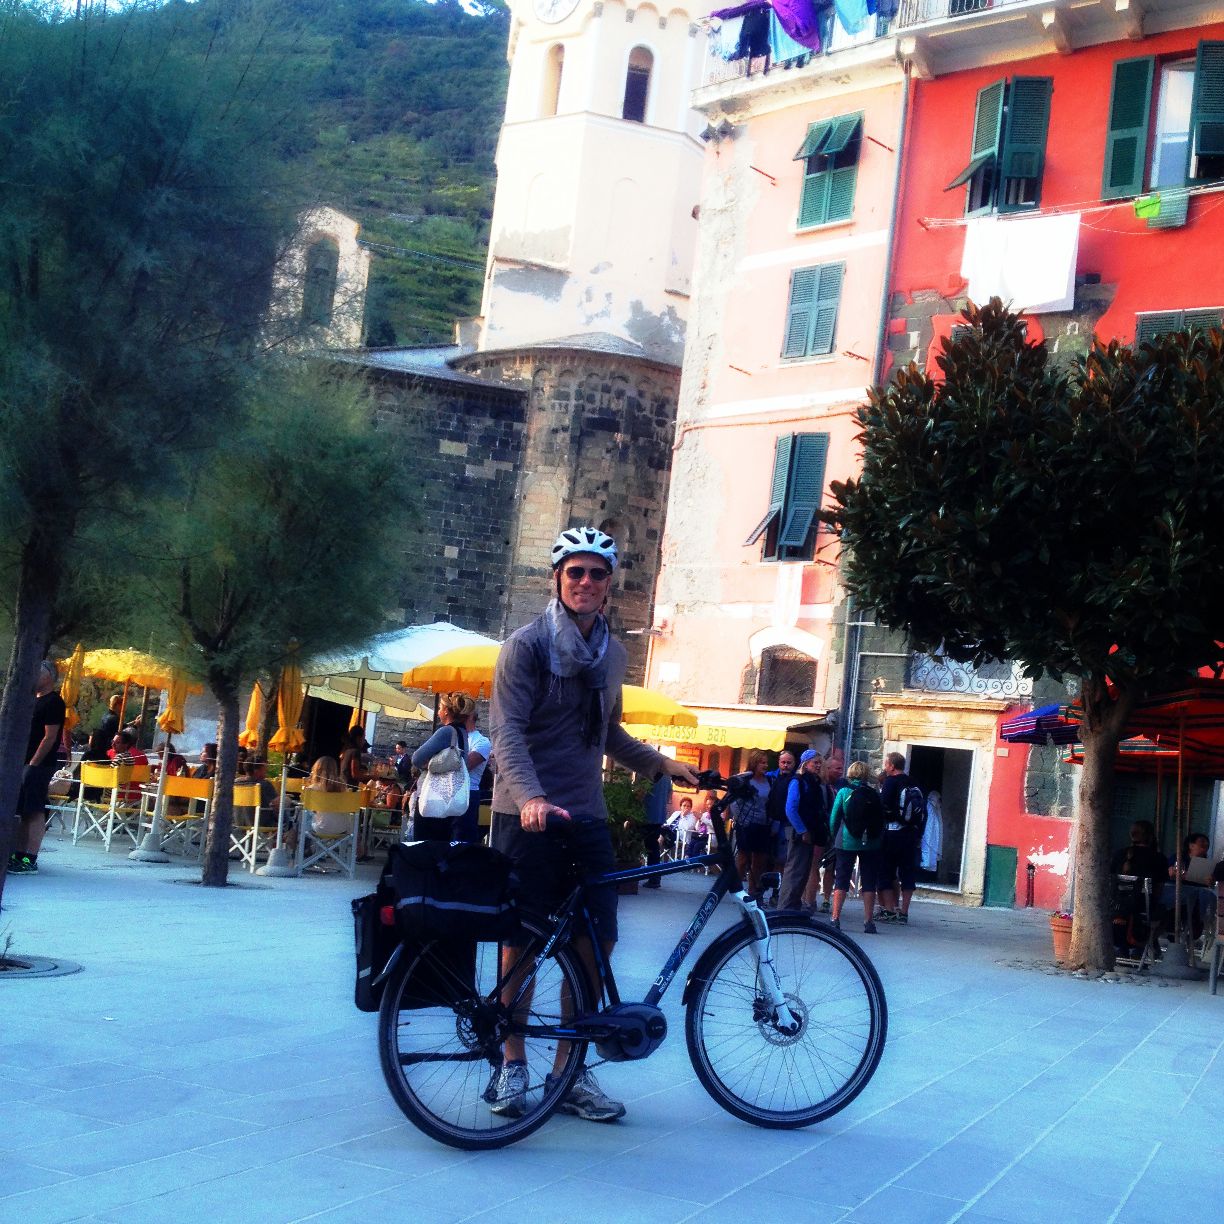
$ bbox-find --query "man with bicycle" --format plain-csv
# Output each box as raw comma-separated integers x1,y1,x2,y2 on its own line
488,526,697,1122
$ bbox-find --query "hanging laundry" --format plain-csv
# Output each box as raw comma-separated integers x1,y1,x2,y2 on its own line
960,212,1080,313
770,0,824,49
833,0,870,34
921,792,943,872
708,15,746,61
710,1,824,51
709,4,771,58
769,10,812,63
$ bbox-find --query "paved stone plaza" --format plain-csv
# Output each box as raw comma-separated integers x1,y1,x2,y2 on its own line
2,835,1221,1224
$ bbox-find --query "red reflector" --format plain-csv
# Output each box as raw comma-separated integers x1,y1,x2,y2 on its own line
380,905,395,926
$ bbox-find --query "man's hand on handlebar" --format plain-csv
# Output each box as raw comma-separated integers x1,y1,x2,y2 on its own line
664,759,700,786
520,796,571,832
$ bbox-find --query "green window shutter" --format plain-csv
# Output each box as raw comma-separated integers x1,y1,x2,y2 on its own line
999,77,1053,208
808,263,844,356
946,80,1004,194
799,169,831,227
782,267,819,358
973,80,1006,161
1182,308,1224,334
822,114,862,156
1102,57,1154,200
794,120,833,160
1135,312,1182,345
777,433,829,552
826,165,857,222
1190,41,1224,181
746,435,794,549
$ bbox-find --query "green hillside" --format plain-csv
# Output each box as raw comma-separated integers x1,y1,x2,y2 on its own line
177,0,509,346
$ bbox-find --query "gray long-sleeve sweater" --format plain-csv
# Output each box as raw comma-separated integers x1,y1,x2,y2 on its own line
489,611,667,823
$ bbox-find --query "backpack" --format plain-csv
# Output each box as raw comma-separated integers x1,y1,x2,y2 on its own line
841,785,884,842
899,785,926,831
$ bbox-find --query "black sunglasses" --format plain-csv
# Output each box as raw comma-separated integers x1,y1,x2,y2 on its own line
563,564,613,582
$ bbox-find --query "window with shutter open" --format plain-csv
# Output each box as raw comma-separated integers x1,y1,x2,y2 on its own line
746,433,830,562
781,262,844,360
796,113,862,229
947,77,1051,214
1188,40,1224,183
1102,57,1154,199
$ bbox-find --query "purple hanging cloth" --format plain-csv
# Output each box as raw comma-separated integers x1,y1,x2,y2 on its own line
709,0,824,50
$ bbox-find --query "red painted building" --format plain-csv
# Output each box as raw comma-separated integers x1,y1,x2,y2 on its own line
860,0,1224,908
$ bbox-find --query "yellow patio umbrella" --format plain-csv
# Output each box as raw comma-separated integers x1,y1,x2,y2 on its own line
404,644,698,727
261,649,307,876
237,681,266,748
58,642,85,735
156,671,191,737
402,643,500,697
621,684,698,728
76,648,203,693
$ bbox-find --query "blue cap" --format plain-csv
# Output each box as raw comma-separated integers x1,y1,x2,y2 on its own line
800,749,820,765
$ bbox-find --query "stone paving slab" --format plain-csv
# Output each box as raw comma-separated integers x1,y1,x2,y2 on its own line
1,835,1220,1223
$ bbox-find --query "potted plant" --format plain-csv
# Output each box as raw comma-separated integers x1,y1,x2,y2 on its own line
1049,910,1073,963
603,774,648,894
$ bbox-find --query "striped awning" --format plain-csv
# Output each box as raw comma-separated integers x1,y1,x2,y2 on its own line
999,703,1081,745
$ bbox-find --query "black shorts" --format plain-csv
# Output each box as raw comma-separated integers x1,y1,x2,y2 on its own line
734,822,773,854
882,828,920,891
834,848,882,893
16,764,57,818
491,813,618,945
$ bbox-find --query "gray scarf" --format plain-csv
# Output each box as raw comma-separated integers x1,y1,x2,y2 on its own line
545,598,609,746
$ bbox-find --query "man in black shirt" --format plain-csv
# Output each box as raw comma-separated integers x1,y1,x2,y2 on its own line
9,661,67,874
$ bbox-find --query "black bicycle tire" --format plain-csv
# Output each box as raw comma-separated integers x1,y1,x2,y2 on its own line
377,915,592,1150
684,915,887,1128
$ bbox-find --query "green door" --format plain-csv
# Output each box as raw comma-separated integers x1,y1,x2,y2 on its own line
984,844,1018,908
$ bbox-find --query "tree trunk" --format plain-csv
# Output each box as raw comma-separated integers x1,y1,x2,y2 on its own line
0,539,60,910
1066,677,1134,972
201,679,241,887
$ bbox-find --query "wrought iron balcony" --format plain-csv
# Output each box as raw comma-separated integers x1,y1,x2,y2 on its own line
896,0,1027,28
906,651,1033,699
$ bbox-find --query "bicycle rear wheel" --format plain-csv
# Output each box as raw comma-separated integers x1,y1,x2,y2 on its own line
377,915,592,1150
685,915,886,1128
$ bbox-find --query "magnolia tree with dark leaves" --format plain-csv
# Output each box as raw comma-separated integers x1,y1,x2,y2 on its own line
822,300,1224,972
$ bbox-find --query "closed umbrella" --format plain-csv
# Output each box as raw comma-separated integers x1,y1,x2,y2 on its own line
58,642,85,737
261,649,307,877
238,682,266,749
131,668,193,863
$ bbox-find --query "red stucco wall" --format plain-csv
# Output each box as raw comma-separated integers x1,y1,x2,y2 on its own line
892,23,1224,340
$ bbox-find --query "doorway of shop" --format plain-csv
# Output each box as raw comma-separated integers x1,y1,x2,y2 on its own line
907,745,973,892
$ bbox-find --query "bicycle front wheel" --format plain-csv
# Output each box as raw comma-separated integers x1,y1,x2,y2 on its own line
685,916,886,1128
378,915,592,1150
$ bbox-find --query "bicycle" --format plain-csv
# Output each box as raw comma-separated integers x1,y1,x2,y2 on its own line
376,771,887,1149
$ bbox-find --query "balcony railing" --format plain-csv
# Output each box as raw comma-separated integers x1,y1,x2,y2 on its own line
906,652,1033,699
701,11,890,90
896,0,1031,30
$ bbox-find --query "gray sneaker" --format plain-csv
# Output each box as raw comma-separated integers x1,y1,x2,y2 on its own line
547,1068,625,1123
489,1061,529,1118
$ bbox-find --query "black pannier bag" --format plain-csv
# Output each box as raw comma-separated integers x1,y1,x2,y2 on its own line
351,887,398,1014
387,840,520,944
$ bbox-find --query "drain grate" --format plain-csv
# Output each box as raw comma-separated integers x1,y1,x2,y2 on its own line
0,955,83,980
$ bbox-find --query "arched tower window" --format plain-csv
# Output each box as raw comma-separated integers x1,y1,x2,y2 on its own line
622,47,653,124
302,237,339,327
542,44,564,118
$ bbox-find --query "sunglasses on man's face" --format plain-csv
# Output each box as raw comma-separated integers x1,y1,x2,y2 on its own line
563,565,613,583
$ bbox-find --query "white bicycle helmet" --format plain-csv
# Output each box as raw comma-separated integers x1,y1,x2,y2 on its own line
551,526,618,571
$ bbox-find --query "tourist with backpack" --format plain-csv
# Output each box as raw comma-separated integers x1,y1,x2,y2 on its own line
878,751,925,925
828,760,885,934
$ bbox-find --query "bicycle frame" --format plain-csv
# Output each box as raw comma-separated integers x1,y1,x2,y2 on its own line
503,794,800,1040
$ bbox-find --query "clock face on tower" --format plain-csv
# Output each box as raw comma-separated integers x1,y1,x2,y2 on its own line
533,0,579,23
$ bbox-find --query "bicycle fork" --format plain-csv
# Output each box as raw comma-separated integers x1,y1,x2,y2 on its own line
734,890,801,1036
